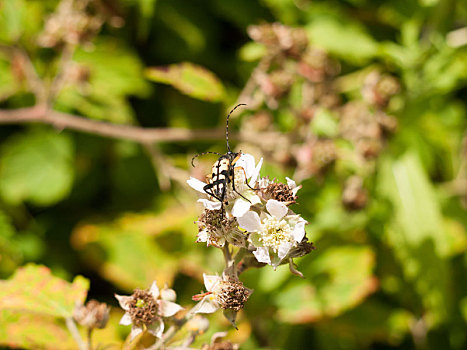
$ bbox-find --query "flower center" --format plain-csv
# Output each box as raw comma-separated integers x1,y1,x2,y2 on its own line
128,289,159,325
259,216,293,252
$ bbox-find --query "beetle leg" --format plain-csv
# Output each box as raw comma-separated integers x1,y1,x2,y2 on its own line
203,183,224,203
231,167,251,203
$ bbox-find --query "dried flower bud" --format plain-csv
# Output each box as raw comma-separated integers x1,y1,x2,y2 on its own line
298,48,338,82
375,111,398,134
342,176,368,210
197,209,246,248
362,71,400,107
248,23,308,57
214,280,251,312
287,237,315,258
73,299,110,329
258,70,295,98
258,178,298,204
37,0,104,48
311,140,338,170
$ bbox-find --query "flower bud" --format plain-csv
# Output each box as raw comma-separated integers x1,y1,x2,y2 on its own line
73,299,110,329
160,285,177,302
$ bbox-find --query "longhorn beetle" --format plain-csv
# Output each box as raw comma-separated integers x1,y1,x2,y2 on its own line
191,104,253,210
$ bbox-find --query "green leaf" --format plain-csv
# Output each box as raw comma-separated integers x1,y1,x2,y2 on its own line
0,129,74,206
315,301,413,348
0,264,89,318
71,215,179,291
377,153,453,324
0,210,22,276
0,309,76,349
274,246,377,323
239,42,267,62
311,108,339,137
0,0,25,43
0,0,43,44
146,62,225,102
0,54,17,99
306,17,379,63
57,39,150,123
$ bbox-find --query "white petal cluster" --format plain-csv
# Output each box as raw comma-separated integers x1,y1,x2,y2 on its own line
115,281,183,340
188,153,313,270
238,199,307,268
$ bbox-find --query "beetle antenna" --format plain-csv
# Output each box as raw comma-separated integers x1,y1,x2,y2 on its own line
226,103,246,153
191,151,223,167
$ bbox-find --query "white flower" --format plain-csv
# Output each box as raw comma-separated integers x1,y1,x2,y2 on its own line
196,209,246,248
192,274,252,327
237,199,307,269
115,281,183,340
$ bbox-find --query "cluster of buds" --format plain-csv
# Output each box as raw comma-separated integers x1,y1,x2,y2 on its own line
239,23,400,210
339,101,397,159
38,0,107,48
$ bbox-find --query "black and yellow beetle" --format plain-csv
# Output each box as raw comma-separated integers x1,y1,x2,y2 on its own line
191,104,251,207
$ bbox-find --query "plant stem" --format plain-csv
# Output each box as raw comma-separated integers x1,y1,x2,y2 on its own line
65,317,87,350
87,328,93,350
0,106,284,146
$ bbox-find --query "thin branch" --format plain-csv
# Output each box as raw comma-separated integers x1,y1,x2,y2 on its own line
65,317,87,350
47,43,77,106
0,106,285,146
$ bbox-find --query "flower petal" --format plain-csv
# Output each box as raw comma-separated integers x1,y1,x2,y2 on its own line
147,318,164,339
278,241,293,260
203,274,221,291
292,219,306,242
249,157,263,186
119,312,132,326
129,325,143,340
236,154,256,179
197,229,208,243
198,199,222,210
187,177,207,193
237,211,262,232
149,281,160,299
231,198,251,217
266,200,288,220
158,300,184,317
285,177,296,189
249,194,261,205
286,177,302,196
114,294,131,311
192,295,219,314
253,246,271,264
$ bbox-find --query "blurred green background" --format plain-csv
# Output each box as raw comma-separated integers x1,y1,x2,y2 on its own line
0,0,466,349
